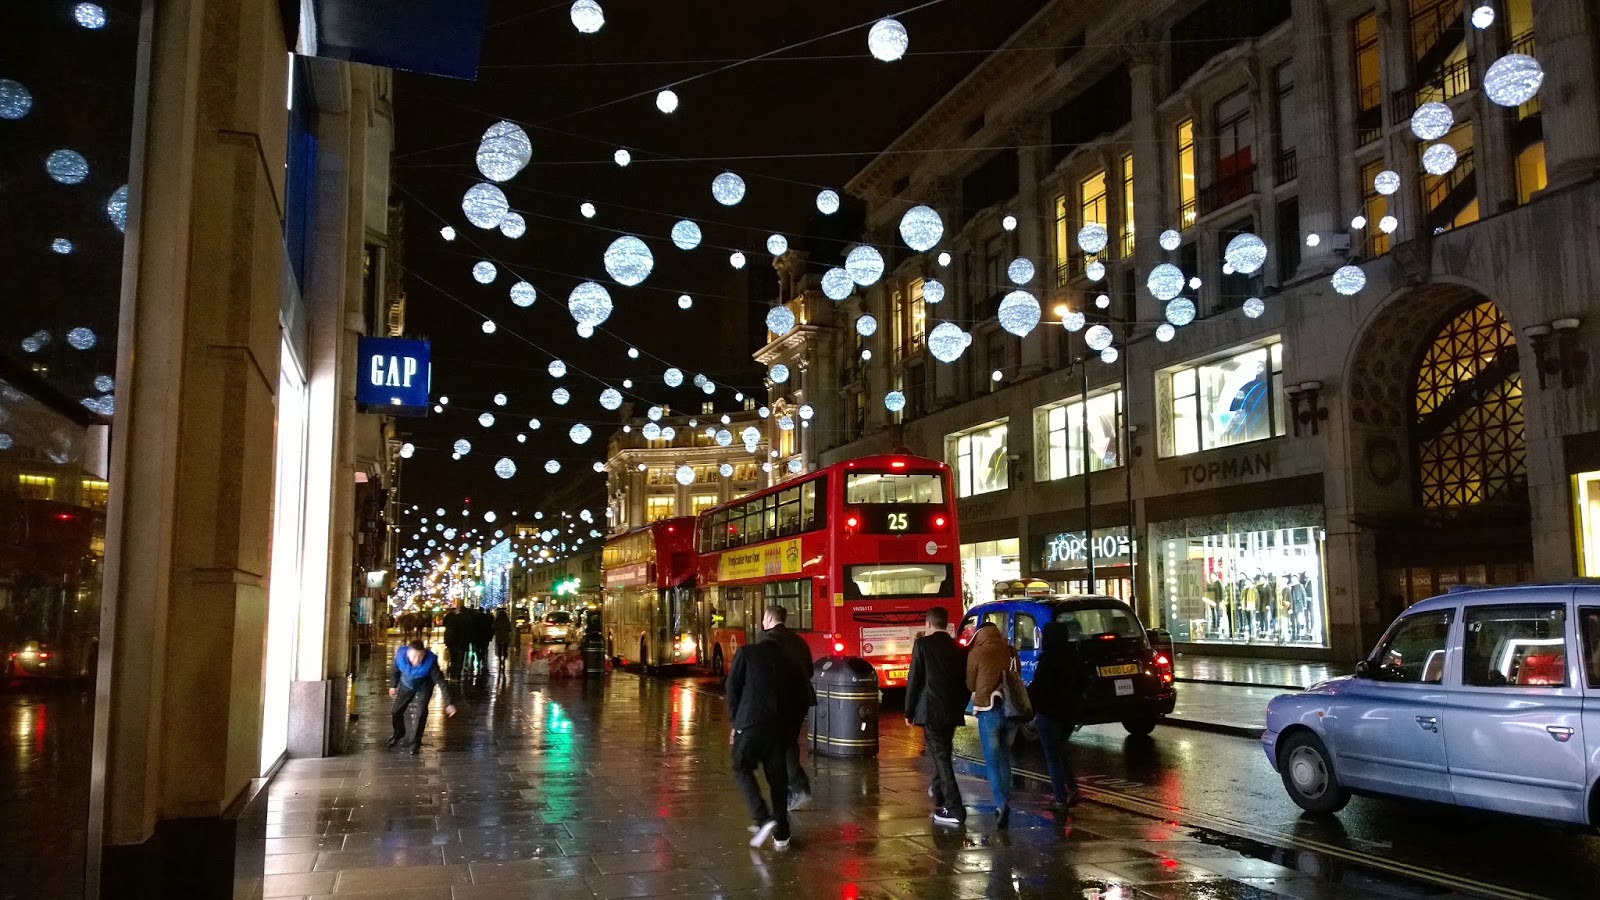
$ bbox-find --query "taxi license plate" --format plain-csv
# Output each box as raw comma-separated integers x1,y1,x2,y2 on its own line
1098,664,1139,677
1115,678,1134,696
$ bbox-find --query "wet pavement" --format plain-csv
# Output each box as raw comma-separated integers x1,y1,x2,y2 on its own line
1169,656,1348,690
0,683,94,900
260,644,1494,900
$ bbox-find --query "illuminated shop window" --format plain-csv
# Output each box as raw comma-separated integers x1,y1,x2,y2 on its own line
1157,339,1285,458
1414,302,1525,509
1034,388,1124,481
946,420,1009,498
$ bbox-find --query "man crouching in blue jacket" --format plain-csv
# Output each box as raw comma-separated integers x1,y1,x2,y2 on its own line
389,640,456,755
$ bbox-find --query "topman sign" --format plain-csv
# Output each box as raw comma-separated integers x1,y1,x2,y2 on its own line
356,337,431,414
1040,527,1133,570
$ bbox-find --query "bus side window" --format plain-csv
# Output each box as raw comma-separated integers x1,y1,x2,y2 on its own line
777,488,800,536
764,496,777,541
800,481,816,530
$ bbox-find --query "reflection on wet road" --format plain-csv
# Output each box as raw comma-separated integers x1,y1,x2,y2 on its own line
0,686,93,899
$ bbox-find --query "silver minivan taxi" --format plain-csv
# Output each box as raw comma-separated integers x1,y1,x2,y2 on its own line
1263,583,1600,825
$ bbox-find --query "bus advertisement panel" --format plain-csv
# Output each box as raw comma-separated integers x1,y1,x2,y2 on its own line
694,455,960,688
601,517,699,670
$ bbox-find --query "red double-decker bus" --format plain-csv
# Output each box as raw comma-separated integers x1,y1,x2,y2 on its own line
694,455,961,688
601,517,700,669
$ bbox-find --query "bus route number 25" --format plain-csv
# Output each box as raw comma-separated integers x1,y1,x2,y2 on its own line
886,512,909,531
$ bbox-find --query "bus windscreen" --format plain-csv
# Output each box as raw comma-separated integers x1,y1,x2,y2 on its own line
845,472,945,504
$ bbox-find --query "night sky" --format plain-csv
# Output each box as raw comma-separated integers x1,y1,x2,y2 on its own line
392,0,1046,560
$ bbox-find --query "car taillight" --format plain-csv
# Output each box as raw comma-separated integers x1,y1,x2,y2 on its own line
1153,652,1173,683
38,652,49,659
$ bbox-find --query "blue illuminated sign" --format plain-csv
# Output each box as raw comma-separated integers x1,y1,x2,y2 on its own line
356,337,431,413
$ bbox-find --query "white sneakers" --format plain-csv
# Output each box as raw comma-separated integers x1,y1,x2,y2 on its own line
748,819,777,848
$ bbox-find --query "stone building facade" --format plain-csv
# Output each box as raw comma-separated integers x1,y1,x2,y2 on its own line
784,0,1600,666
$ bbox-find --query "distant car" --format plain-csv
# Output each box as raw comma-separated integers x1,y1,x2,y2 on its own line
6,640,60,679
541,612,574,644
1263,583,1600,825
959,591,1176,735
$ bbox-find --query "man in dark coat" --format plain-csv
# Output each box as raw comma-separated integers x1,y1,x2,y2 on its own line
442,609,465,678
1028,619,1085,806
389,639,456,754
726,628,810,850
759,605,816,809
905,606,969,825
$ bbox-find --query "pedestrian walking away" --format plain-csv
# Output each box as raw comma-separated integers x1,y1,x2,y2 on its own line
442,608,465,678
905,606,969,826
726,623,810,850
966,620,1020,827
759,605,816,810
1029,619,1085,808
389,639,457,754
471,608,494,675
493,608,513,671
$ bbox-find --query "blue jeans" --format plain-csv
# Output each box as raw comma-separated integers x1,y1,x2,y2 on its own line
975,707,1017,809
1035,714,1079,802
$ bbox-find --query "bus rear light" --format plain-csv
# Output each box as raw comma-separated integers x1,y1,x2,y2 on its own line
844,513,859,529
832,642,845,653
933,515,946,529
890,460,906,469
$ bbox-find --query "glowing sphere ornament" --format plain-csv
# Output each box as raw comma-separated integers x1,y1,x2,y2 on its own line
769,364,790,384
581,202,597,218
766,234,788,256
499,213,526,239
798,405,814,421
711,172,746,206
600,388,623,410
672,465,695,486
478,412,495,428
491,458,516,480
545,460,561,475
604,235,653,286
1306,233,1321,248
1062,310,1086,332
462,183,510,229
1086,260,1106,282
577,324,594,338
476,121,531,182
481,320,497,334
1100,346,1119,364
884,391,906,413
510,281,536,307
46,149,89,184
923,279,945,304
1374,170,1400,196
1379,215,1398,234
439,226,456,242
1422,142,1458,175
671,219,702,250
700,380,715,396
938,251,952,267
1007,257,1036,286
1243,297,1266,318
568,281,613,328
663,368,683,387
472,261,497,284
1077,222,1109,254
569,424,592,444
868,18,909,62
548,360,567,378
1159,229,1182,251
642,422,661,440
1484,53,1543,107
821,268,853,301
766,306,797,336
1165,298,1197,327
1332,265,1367,295
729,251,746,270
1147,263,1185,301
67,327,97,350
845,245,885,286
570,0,604,33
1410,101,1454,141
1223,232,1268,275
716,429,733,447
898,205,944,252
1094,294,1111,310
613,148,631,167
493,393,508,407
107,185,129,232
928,322,971,363
856,315,878,337
529,418,541,430
1472,5,1494,29
1084,324,1114,352
817,190,841,215
400,443,415,459
1156,323,1176,342
0,79,32,121
742,426,761,444
677,294,692,309
656,90,678,114
1352,215,1368,229
52,239,72,254
453,439,472,455
552,388,571,405
998,291,1041,337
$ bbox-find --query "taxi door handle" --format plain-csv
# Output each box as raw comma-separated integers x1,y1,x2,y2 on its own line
1547,726,1575,743
1415,716,1438,732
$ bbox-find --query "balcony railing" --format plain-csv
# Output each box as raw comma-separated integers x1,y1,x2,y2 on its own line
1512,30,1540,119
1424,147,1476,235
1198,164,1257,217
1178,196,1197,230
1391,55,1472,125
1274,148,1298,186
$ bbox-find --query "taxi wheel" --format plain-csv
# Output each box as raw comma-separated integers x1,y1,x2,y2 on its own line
1278,731,1350,816
1122,717,1157,736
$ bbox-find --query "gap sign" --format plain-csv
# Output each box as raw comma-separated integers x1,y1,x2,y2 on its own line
356,337,431,414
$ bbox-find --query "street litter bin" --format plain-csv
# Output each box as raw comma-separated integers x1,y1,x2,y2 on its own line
808,656,879,759
582,618,607,676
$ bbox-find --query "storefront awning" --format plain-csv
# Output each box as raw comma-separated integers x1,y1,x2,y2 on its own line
302,0,490,80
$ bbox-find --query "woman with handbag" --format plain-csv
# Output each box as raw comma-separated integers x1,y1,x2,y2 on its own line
966,621,1028,828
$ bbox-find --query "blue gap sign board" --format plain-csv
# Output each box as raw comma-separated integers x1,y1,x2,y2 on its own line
309,0,490,81
357,336,431,415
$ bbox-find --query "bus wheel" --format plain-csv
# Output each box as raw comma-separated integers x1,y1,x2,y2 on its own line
711,646,725,678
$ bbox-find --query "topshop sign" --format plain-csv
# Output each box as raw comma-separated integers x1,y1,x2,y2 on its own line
1040,527,1132,570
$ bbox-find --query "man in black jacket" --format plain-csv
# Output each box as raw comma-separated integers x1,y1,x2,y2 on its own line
726,629,809,850
905,606,968,825
760,605,816,809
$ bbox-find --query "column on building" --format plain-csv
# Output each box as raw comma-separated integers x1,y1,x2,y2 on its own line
1533,0,1600,189
1014,119,1050,375
1466,16,1515,214
1127,32,1165,322
1289,0,1343,272
1377,3,1422,247
90,0,289,894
